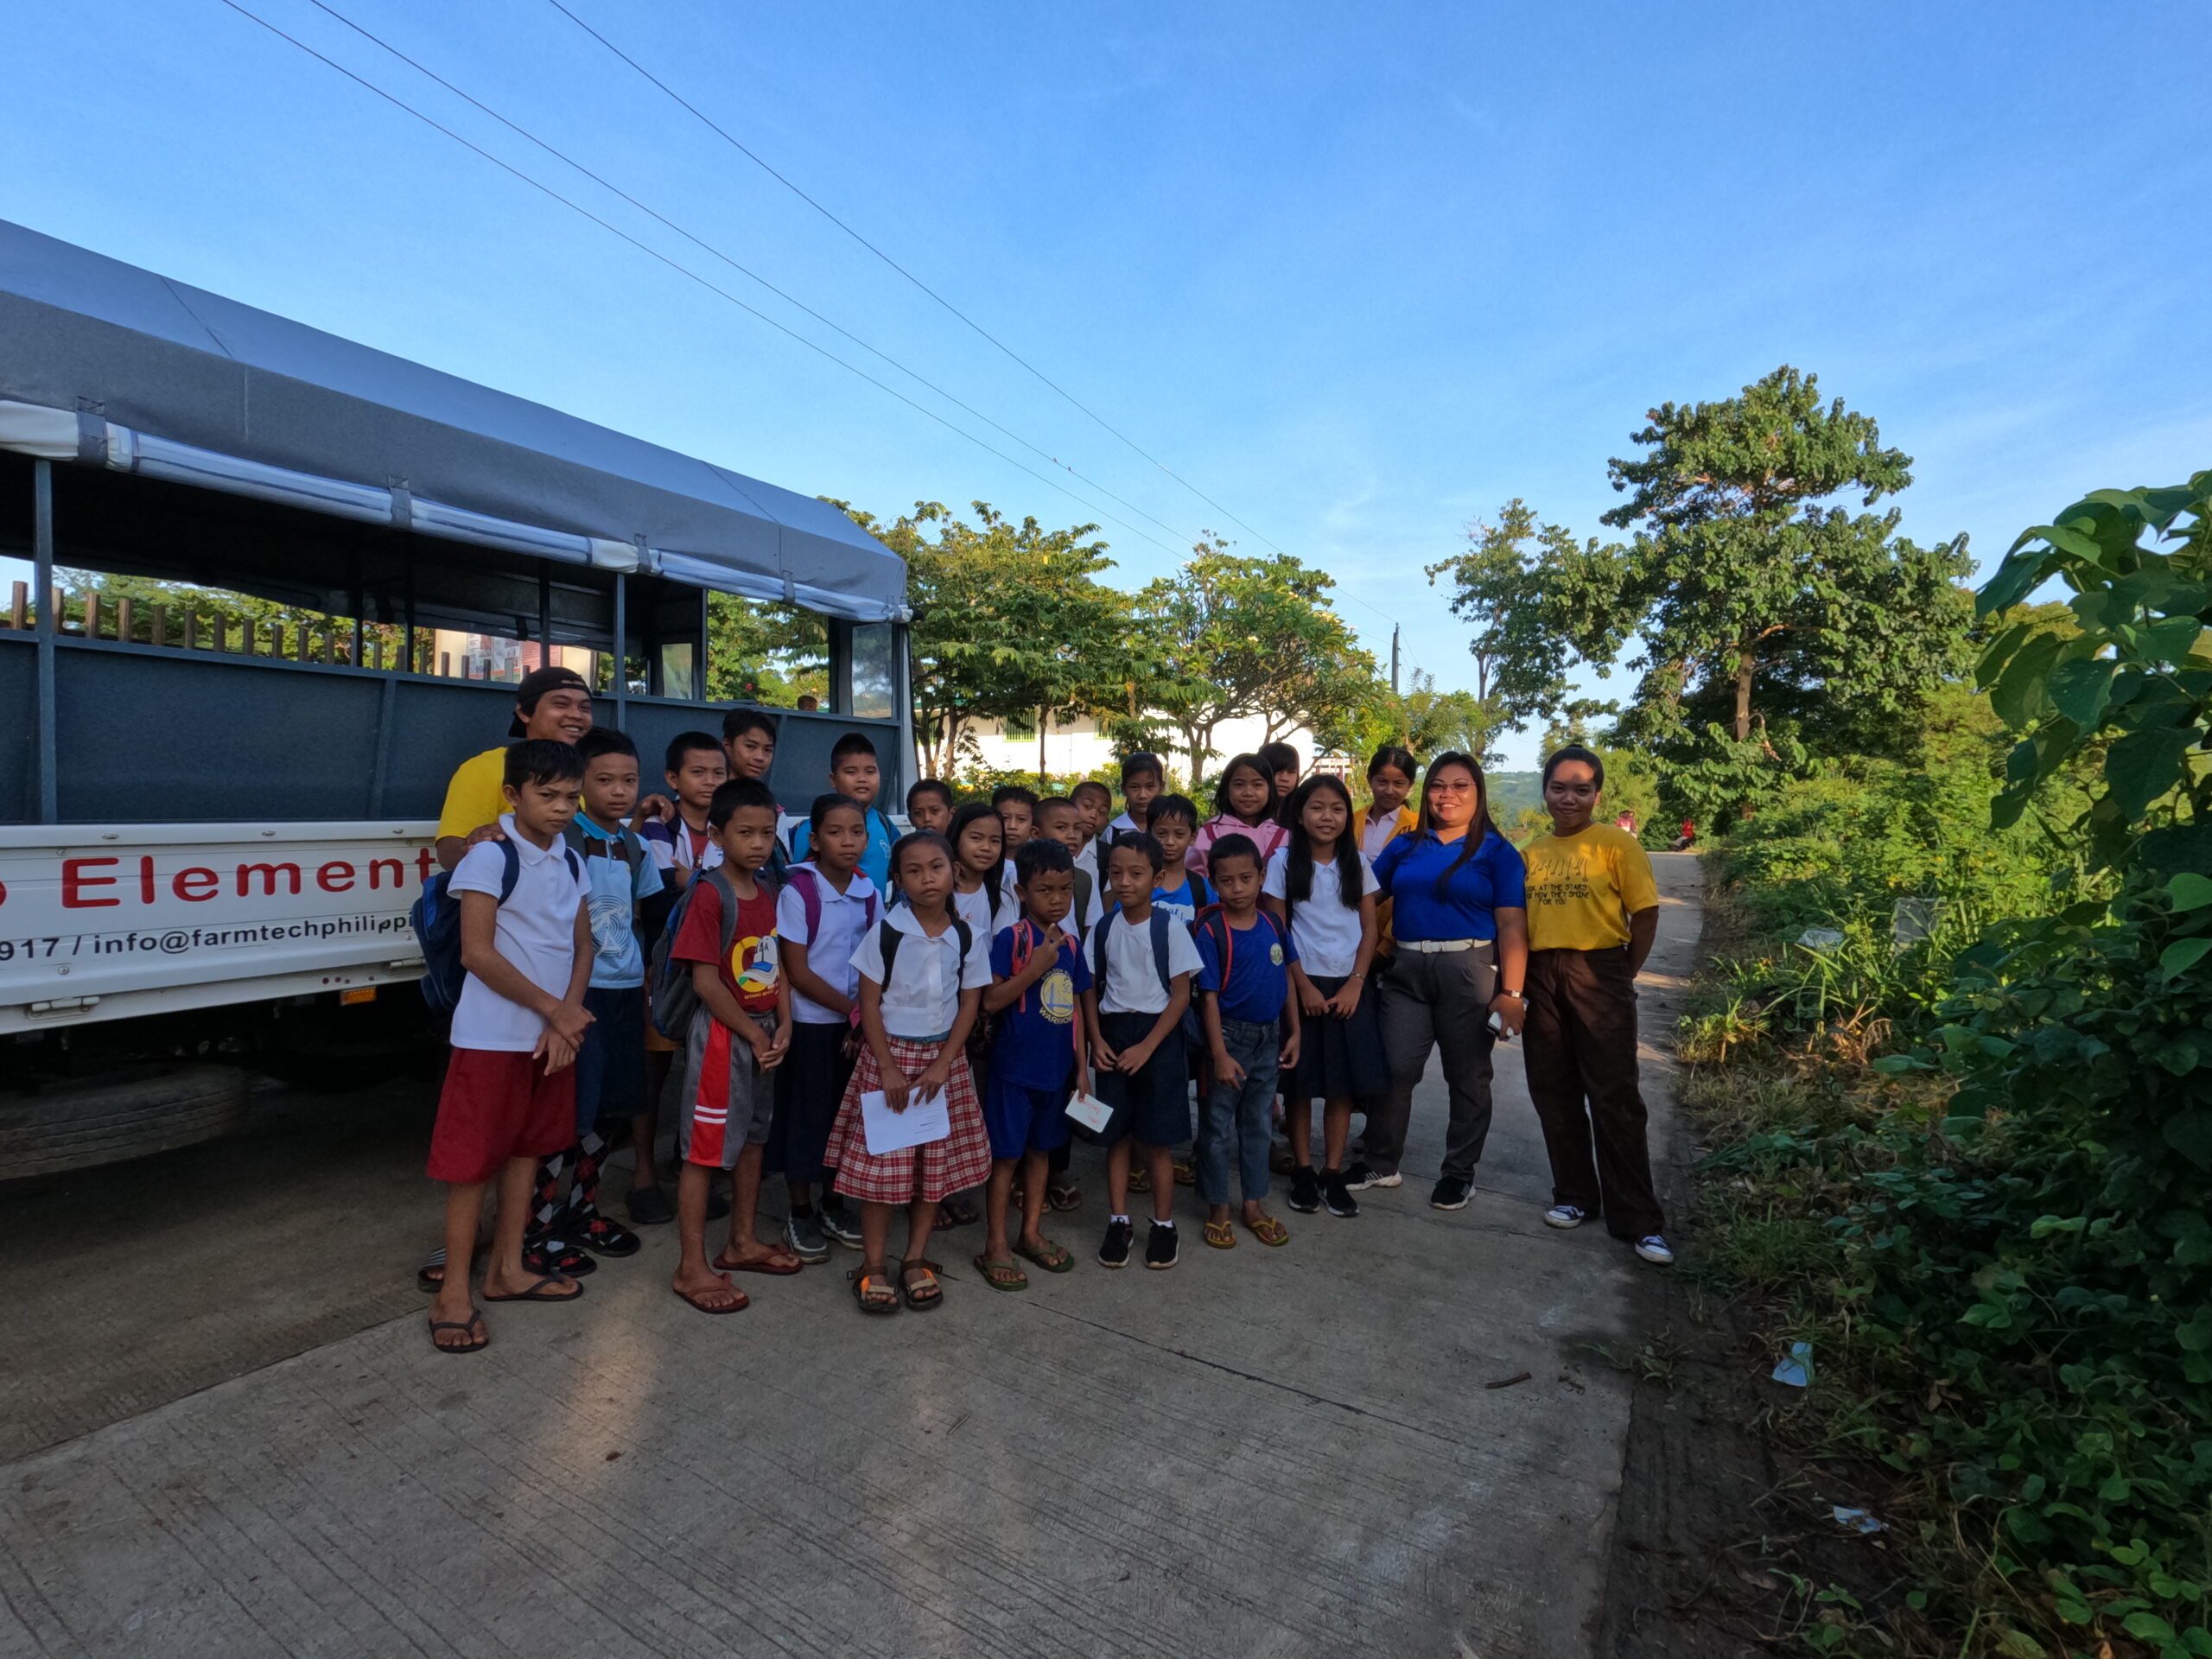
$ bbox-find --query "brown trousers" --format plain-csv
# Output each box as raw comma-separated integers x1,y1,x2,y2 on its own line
1522,947,1663,1240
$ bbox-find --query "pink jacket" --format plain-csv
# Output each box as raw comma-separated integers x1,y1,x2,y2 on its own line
1189,814,1289,880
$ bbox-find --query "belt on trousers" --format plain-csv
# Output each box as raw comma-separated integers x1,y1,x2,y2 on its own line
1399,938,1484,954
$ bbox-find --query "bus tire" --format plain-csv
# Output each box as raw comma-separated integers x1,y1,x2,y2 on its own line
0,1064,253,1180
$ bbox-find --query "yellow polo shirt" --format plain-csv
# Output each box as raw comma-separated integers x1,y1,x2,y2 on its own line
435,747,510,842
1521,823,1658,951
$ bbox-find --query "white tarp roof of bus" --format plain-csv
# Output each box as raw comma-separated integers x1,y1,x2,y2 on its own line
0,219,906,621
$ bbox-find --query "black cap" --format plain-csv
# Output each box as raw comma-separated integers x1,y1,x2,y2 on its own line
508,664,592,737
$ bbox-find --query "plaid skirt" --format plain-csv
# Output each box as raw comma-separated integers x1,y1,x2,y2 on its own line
827,1035,993,1205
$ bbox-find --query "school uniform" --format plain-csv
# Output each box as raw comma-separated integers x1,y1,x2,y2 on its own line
770,863,880,1185
1188,815,1289,880
790,803,899,894
1194,909,1296,1205
1521,825,1664,1239
1090,906,1204,1147
1106,810,1142,839
428,818,589,1184
1364,829,1528,1182
671,871,783,1169
826,910,995,1204
1263,847,1387,1103
1150,869,1211,929
984,921,1092,1159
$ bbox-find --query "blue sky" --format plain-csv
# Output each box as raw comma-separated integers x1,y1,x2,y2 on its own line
7,1,2209,766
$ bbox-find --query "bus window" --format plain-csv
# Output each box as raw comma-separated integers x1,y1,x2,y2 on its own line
707,594,828,708
851,621,896,721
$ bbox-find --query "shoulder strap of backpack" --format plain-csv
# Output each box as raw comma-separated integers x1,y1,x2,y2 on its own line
1188,870,1211,910
953,918,972,961
787,865,821,938
1196,904,1232,988
1147,908,1173,994
704,868,741,960
878,918,903,989
496,837,522,904
1091,910,1111,984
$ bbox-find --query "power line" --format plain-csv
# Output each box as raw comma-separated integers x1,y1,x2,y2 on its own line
542,0,1305,566
213,0,1191,564
300,0,1207,557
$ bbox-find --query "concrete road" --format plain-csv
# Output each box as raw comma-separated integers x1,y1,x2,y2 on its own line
0,856,1702,1659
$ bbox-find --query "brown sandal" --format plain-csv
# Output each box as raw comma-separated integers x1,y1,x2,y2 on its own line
849,1267,899,1315
899,1260,943,1311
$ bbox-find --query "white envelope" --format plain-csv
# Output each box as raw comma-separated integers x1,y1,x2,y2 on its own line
861,1087,950,1155
1063,1090,1115,1135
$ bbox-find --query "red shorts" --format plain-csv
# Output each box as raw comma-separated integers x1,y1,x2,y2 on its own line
427,1048,577,1184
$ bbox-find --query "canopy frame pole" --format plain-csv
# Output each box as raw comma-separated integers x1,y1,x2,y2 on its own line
34,458,57,823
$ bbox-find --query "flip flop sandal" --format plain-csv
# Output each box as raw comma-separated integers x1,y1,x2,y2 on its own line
1014,1238,1075,1274
416,1238,490,1292
672,1281,748,1315
1202,1218,1237,1249
972,1254,1029,1293
523,1236,597,1277
1128,1167,1153,1193
484,1274,585,1304
1246,1215,1291,1247
576,1215,642,1258
713,1249,804,1276
1172,1160,1197,1187
427,1312,488,1354
849,1268,899,1316
1046,1182,1082,1212
899,1262,944,1312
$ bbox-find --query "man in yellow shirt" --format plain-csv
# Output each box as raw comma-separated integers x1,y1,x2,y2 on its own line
1519,745,1670,1265
434,665,594,872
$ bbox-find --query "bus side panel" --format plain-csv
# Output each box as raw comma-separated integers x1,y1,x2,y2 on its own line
54,647,384,823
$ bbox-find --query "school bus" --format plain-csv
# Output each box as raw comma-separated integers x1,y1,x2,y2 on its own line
0,219,911,1174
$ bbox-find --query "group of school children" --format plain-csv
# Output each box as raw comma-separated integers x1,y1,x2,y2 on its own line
422,712,1668,1356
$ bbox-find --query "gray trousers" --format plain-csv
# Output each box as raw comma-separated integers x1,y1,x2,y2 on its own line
1362,943,1498,1180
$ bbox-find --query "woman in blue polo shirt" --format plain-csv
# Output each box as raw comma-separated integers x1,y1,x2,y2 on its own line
1360,753,1529,1212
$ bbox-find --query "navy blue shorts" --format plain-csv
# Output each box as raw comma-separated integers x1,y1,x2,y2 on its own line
1095,1010,1191,1147
983,1071,1073,1160
574,983,646,1136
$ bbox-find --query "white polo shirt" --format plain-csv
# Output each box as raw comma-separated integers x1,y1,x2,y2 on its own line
774,863,881,1026
1093,906,1204,1016
448,816,590,1052
852,908,993,1040
1263,846,1381,979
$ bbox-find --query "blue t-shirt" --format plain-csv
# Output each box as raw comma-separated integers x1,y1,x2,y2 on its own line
573,815,664,988
990,921,1092,1090
1195,910,1297,1025
1151,871,1210,928
791,804,897,894
1371,830,1528,943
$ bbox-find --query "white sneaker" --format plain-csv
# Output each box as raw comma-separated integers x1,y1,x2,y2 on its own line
1633,1235,1675,1265
1368,1170,1403,1189
1543,1204,1587,1230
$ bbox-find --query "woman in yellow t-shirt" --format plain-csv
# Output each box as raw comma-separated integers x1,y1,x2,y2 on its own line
1519,746,1671,1265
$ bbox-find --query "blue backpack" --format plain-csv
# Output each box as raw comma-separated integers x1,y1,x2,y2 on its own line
412,839,584,1013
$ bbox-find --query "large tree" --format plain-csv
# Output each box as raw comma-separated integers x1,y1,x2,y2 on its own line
1140,542,1379,772
1424,499,1624,759
845,500,1162,779
1592,366,1973,805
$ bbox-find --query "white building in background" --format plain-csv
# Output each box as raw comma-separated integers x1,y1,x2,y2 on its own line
960,711,1340,785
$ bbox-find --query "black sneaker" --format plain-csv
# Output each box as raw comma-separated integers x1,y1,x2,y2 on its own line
625,1182,675,1226
819,1200,864,1250
1145,1221,1179,1269
1287,1166,1321,1213
1430,1175,1471,1211
574,1210,642,1257
1099,1217,1135,1268
1342,1160,1380,1192
1321,1173,1360,1218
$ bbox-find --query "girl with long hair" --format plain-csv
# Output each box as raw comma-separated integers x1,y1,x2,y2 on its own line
1188,753,1287,880
1262,775,1386,1218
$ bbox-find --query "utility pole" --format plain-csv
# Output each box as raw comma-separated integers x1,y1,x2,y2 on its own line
1390,625,1400,696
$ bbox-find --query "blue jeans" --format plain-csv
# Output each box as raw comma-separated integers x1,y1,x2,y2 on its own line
1199,1016,1279,1205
